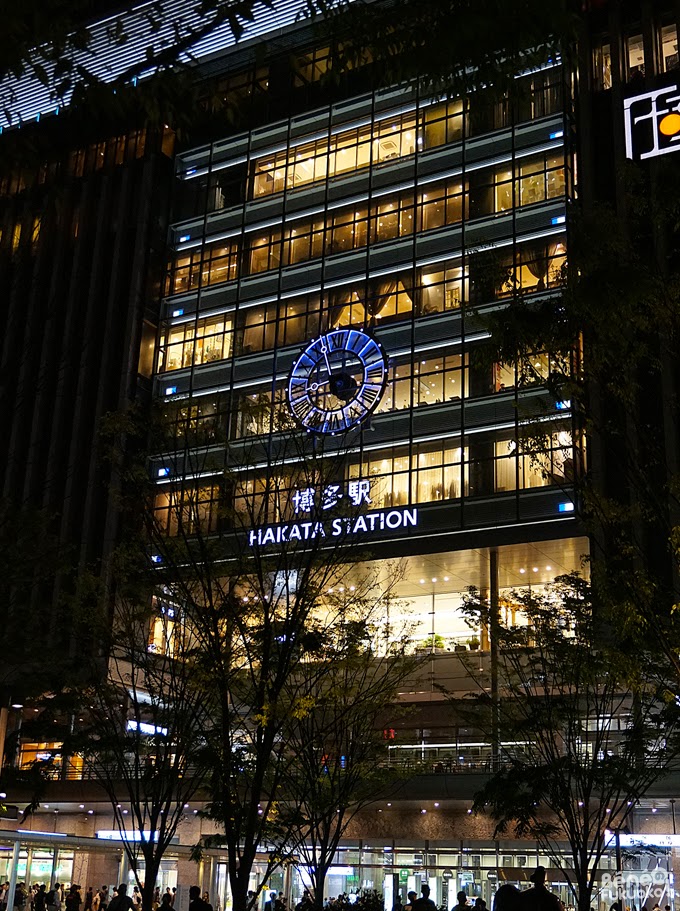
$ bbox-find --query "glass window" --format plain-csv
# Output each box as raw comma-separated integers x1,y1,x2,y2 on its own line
348,445,468,508
251,112,420,199
498,239,567,296
495,431,574,492
661,24,679,72
423,100,464,149
154,482,223,536
294,46,331,86
163,397,226,446
166,243,239,295
626,34,645,80
374,354,467,416
159,316,233,372
593,41,612,89
420,263,467,313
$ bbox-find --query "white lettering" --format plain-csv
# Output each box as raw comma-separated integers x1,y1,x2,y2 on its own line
404,508,418,527
247,507,420,547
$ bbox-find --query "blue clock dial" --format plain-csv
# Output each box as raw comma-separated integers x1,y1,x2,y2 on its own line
288,329,388,434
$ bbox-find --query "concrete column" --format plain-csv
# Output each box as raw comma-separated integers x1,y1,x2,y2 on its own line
50,849,59,887
6,839,20,911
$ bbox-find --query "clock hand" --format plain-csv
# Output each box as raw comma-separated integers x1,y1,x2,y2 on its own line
320,343,333,375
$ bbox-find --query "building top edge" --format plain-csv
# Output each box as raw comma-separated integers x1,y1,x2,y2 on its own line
0,0,315,131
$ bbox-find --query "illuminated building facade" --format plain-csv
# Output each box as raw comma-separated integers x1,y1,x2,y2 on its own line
2,1,680,908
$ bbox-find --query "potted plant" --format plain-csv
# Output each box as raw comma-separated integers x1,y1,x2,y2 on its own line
467,636,480,651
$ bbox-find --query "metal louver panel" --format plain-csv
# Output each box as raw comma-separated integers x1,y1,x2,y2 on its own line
1,0,311,129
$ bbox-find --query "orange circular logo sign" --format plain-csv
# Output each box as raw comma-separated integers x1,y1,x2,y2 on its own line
659,113,680,136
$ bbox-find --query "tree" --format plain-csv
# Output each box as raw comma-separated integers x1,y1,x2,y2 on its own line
458,574,680,911
481,167,680,673
307,0,574,99
0,0,269,128
43,553,213,911
107,402,418,911
281,600,419,911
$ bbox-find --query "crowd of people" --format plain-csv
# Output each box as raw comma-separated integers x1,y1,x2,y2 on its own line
4,868,666,911
0,882,217,911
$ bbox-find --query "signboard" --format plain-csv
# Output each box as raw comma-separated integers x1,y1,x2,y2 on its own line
248,507,418,547
605,830,680,848
247,479,419,547
624,82,680,160
399,870,410,883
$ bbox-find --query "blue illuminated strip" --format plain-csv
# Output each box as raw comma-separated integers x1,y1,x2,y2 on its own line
0,0,310,130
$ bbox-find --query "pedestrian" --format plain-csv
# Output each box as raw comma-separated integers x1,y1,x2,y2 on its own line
188,887,209,911
98,889,109,911
452,895,469,911
393,897,404,911
160,896,172,911
107,886,133,911
202,894,213,911
35,887,48,911
15,885,28,911
405,893,418,911
493,887,521,911
412,886,437,911
519,868,562,911
64,889,81,911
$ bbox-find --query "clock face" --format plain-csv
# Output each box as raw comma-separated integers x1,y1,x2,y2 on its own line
288,329,388,434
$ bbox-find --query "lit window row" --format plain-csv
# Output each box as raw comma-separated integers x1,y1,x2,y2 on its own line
248,72,562,200
153,431,576,535
158,239,567,373
166,153,565,295
225,349,570,440
592,22,678,91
